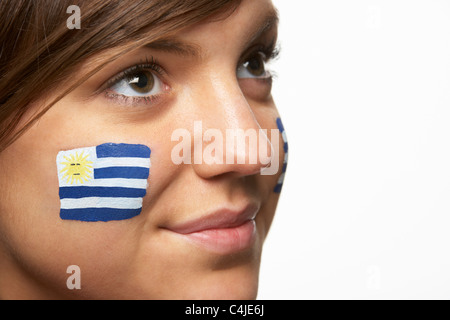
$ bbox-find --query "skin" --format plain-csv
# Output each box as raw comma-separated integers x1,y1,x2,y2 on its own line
0,0,283,299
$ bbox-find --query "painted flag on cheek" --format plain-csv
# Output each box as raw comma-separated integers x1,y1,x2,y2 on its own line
56,143,151,222
274,118,288,193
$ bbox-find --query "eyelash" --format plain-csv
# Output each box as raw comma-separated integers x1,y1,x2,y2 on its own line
102,42,280,106
261,41,281,61
106,57,164,87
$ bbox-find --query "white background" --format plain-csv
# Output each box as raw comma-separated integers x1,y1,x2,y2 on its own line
259,0,450,299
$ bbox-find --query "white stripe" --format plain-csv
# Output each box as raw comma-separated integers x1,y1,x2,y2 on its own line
282,131,287,143
94,157,150,169
59,178,148,189
60,197,143,210
85,178,148,189
277,173,285,184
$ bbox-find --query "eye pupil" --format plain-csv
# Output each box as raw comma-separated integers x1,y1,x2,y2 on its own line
129,71,154,93
134,74,148,88
245,55,265,77
249,58,261,70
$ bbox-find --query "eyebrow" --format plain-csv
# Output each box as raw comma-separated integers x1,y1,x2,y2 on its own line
143,7,279,58
144,39,201,58
245,8,279,47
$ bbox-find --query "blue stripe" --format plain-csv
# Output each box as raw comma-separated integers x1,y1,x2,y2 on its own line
60,208,142,222
94,167,149,179
276,117,285,133
96,143,151,158
59,186,146,199
274,118,287,194
273,183,283,193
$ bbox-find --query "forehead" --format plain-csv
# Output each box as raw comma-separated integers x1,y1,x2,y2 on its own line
67,0,278,92
184,0,277,34
146,0,278,59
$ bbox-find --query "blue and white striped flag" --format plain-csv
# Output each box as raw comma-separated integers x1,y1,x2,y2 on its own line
274,118,288,193
56,143,151,222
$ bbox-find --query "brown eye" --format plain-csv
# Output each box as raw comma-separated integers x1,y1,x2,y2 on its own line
237,52,269,79
245,55,265,76
110,67,163,98
128,71,155,94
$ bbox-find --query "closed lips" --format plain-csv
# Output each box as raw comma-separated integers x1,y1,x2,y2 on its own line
163,202,260,255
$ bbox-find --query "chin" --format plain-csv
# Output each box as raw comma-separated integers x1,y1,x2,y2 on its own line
179,264,261,300
125,259,261,300
175,279,259,300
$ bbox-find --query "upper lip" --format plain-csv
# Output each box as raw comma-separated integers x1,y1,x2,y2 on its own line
165,202,260,234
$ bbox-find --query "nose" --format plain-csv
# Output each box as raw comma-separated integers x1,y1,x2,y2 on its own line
189,69,275,179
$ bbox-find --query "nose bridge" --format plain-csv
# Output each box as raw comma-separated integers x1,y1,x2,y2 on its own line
188,68,273,178
203,69,258,132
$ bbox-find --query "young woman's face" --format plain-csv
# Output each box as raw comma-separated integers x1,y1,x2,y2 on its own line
0,0,284,299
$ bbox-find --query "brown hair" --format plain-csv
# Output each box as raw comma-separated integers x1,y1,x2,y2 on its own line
0,0,241,152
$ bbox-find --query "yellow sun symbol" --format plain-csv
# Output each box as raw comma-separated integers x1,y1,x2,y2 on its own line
60,151,93,185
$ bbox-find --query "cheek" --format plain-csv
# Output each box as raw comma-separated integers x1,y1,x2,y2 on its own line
56,143,150,222
0,139,156,297
239,78,273,101
0,134,61,228
0,142,70,292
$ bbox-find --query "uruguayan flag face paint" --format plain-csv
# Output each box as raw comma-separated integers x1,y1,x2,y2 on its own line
274,118,288,193
56,143,151,222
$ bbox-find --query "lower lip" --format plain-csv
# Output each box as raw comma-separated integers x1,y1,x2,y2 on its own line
175,220,256,255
